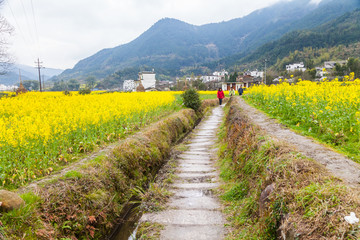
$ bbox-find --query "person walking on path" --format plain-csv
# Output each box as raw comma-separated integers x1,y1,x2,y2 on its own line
238,86,244,96
217,88,225,105
229,87,235,97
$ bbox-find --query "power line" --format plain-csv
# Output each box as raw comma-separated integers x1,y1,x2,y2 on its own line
18,0,37,45
30,0,40,51
6,1,28,44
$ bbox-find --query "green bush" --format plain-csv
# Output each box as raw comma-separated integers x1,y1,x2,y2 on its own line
181,88,201,111
78,88,91,95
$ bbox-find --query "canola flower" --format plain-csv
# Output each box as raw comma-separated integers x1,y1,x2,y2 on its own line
244,77,360,162
0,91,176,188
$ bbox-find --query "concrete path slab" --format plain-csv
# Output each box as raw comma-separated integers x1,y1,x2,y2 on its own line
140,106,226,239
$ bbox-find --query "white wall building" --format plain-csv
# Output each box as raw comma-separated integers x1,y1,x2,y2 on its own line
245,70,264,78
123,80,136,92
139,71,156,89
200,75,222,83
324,60,347,70
213,70,228,77
0,84,16,91
286,62,306,72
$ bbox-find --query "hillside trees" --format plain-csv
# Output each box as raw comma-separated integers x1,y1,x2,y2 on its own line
22,80,39,91
67,79,80,91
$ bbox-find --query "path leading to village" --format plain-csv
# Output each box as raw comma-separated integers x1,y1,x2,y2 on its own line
236,97,360,189
140,106,226,240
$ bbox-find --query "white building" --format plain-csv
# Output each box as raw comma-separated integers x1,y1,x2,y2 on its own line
286,62,306,72
139,71,156,89
213,70,228,77
0,84,16,91
245,70,264,78
200,75,222,83
324,60,347,70
123,80,136,92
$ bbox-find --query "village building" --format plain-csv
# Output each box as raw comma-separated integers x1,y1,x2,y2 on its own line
286,62,306,72
123,80,137,92
0,84,16,91
221,82,242,91
213,70,228,78
324,60,347,70
138,71,156,89
245,70,264,78
221,74,262,91
200,75,222,83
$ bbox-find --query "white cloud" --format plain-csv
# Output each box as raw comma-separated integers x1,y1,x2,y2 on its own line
2,0,283,69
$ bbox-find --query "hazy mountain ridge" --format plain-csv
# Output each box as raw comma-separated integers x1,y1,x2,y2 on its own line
0,64,63,86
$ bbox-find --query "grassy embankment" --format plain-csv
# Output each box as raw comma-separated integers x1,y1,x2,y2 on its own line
219,97,360,239
0,95,218,239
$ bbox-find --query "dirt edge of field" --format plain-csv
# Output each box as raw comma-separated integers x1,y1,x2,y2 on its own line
0,99,219,240
219,97,360,239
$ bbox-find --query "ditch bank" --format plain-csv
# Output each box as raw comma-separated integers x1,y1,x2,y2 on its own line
0,99,219,240
219,97,360,239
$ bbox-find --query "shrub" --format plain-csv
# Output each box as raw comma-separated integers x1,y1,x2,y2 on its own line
181,88,201,111
78,88,91,95
63,90,71,96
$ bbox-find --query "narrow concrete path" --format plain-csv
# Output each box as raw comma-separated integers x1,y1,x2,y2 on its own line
141,106,226,240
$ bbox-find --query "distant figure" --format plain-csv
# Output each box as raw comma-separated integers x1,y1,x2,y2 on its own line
217,88,225,105
238,86,244,96
229,87,235,97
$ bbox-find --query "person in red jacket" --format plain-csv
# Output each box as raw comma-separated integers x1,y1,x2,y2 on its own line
217,88,225,105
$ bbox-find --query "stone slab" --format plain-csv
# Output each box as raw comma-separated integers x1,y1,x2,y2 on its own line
141,210,225,225
168,196,221,210
172,182,220,190
173,189,214,198
178,165,215,173
160,225,225,240
178,159,212,164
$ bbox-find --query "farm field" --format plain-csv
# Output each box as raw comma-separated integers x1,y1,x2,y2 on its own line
244,78,360,163
0,91,184,189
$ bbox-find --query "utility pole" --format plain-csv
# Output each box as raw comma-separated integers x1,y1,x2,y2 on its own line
35,58,43,92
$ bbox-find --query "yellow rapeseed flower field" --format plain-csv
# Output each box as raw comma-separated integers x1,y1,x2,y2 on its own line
245,77,360,162
0,91,177,188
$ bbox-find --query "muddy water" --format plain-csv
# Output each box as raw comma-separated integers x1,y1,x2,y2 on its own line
108,203,141,240
140,106,226,239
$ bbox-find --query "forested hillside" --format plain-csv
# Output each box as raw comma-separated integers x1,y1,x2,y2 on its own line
223,8,360,70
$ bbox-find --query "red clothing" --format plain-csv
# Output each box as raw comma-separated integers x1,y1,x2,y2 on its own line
217,90,225,99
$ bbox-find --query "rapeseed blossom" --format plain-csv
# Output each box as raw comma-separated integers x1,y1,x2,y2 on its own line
0,91,176,187
244,77,360,162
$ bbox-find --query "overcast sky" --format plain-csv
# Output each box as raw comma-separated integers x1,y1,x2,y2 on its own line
1,0,319,70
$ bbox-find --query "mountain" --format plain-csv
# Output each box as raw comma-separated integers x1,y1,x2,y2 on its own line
0,64,63,86
226,7,360,70
55,0,360,81
205,0,360,69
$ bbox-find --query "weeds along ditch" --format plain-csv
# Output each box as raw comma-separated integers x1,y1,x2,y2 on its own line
0,98,218,240
218,97,360,239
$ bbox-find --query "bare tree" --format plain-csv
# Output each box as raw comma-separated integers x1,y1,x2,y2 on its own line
0,0,13,75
